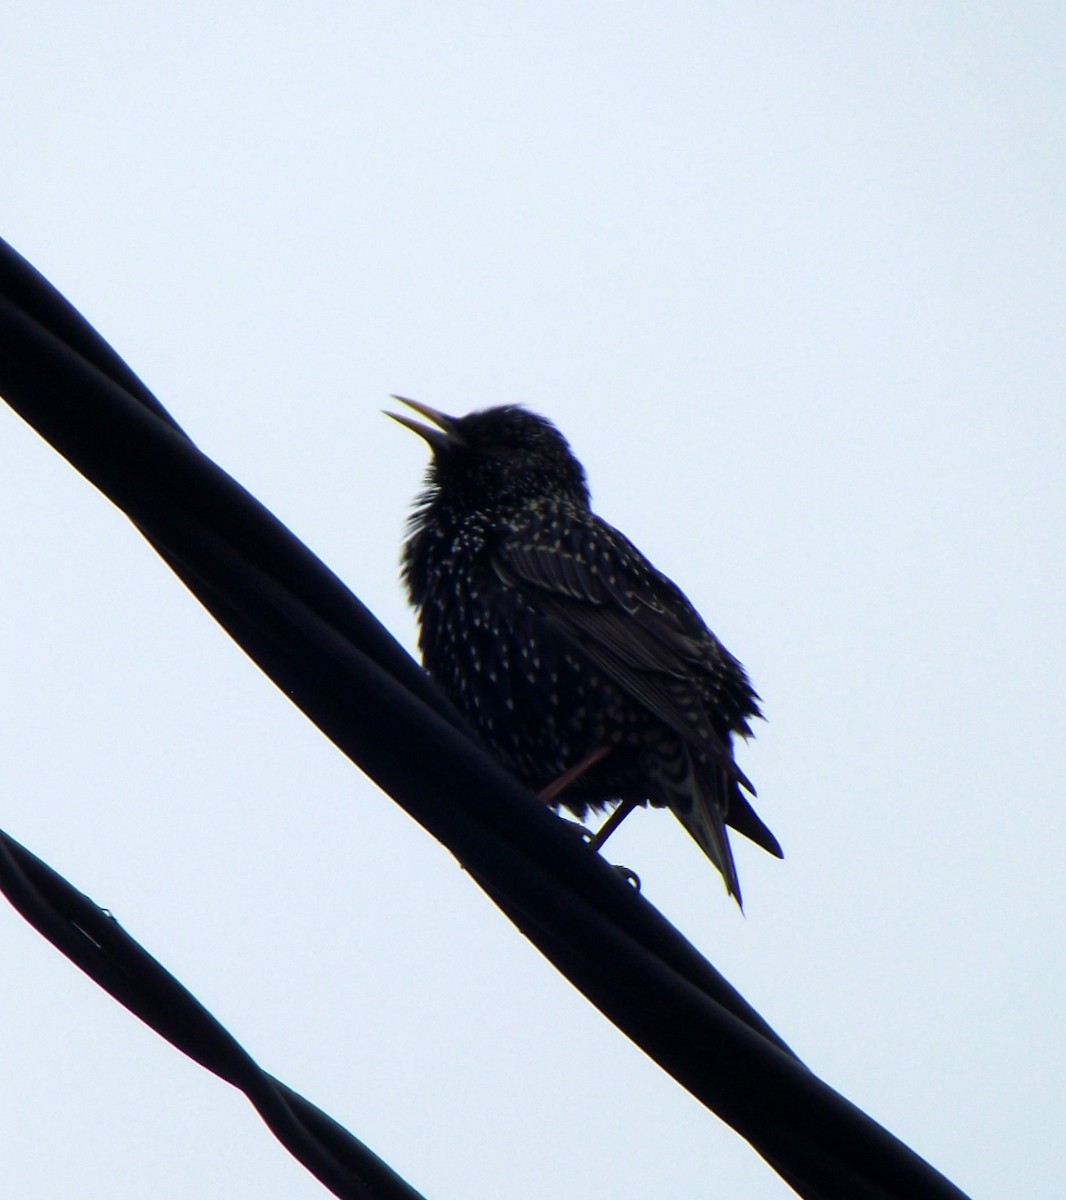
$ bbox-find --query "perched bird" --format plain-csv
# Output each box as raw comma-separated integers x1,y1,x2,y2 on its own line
390,398,781,905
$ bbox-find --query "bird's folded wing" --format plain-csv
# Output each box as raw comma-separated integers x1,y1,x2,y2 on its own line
493,526,739,774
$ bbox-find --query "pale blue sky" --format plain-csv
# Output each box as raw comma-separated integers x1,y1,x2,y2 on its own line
2,6,1063,1198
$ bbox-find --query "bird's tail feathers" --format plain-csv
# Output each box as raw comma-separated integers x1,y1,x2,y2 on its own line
725,786,783,859
663,755,743,907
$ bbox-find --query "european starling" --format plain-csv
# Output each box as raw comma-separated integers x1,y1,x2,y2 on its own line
390,398,782,905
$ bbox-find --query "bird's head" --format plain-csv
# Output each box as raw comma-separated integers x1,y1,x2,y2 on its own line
388,398,590,513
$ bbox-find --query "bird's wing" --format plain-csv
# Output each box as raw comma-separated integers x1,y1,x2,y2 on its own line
492,515,743,774
493,514,783,860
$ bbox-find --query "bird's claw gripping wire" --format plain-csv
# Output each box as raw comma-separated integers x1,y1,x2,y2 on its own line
552,814,641,889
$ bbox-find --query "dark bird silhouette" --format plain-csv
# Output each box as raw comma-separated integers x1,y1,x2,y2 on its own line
389,398,782,905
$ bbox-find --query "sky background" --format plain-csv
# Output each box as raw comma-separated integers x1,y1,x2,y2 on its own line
1,5,1063,1198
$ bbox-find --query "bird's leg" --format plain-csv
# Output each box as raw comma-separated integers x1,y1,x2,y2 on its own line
536,744,612,806
538,749,641,889
586,797,637,851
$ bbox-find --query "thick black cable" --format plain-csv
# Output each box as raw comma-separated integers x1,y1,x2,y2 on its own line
0,235,972,1200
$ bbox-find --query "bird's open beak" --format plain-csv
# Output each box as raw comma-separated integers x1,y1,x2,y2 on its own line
385,396,463,452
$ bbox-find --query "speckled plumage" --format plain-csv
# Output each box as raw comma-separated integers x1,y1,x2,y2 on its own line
391,399,781,904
